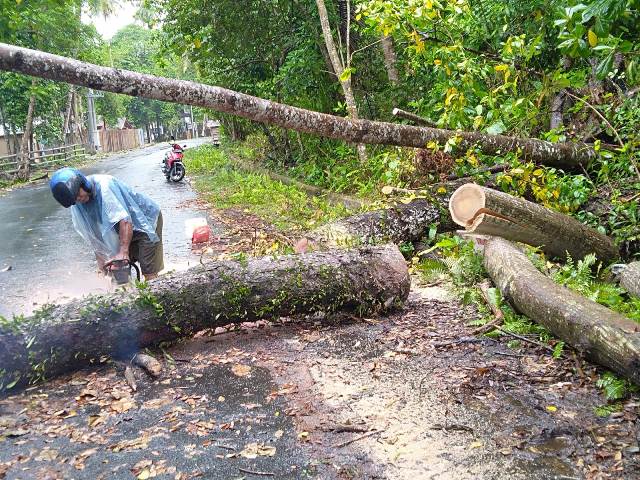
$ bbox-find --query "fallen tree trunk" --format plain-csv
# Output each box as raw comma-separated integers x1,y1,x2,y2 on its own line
481,236,640,385
619,261,640,298
0,43,596,168
449,183,619,263
305,196,455,248
0,245,409,393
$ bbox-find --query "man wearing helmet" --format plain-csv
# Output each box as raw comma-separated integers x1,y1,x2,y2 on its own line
49,167,164,280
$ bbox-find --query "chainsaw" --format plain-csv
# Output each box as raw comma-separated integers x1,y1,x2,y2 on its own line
103,259,141,285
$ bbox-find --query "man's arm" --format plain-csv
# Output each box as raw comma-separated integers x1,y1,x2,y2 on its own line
113,219,133,262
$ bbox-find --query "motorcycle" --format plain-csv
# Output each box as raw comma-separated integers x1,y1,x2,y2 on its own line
162,140,187,182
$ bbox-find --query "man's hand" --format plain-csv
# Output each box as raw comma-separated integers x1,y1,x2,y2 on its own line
107,251,130,270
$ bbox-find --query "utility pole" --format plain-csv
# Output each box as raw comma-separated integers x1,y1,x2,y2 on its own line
86,89,102,153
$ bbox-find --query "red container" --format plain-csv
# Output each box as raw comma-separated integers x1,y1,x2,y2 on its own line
192,225,211,244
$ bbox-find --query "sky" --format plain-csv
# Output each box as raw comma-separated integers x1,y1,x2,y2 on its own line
81,2,140,40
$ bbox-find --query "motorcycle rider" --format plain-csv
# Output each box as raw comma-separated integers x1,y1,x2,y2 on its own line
49,167,164,280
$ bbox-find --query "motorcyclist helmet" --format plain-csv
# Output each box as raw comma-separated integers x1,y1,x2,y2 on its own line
49,167,92,208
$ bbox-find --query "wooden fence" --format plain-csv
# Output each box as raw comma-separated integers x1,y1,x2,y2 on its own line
99,128,144,153
0,144,86,177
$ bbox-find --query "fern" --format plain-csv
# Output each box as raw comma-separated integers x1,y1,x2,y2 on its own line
596,372,638,401
416,258,449,282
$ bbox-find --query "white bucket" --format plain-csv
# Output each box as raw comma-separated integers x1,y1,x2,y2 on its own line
184,217,208,239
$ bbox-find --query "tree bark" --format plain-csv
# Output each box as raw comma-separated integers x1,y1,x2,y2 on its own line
619,261,640,298
306,196,454,248
0,104,12,155
0,245,410,393
481,236,640,385
0,42,597,167
449,183,619,263
62,87,74,143
381,35,399,85
315,0,367,163
16,79,37,180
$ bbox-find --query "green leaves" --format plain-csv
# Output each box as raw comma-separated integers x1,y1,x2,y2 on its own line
339,67,355,82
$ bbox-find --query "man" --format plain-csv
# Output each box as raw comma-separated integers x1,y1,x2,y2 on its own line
49,167,164,280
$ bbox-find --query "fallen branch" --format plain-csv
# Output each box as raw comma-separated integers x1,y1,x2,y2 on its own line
449,183,619,262
238,467,275,477
332,429,381,448
481,236,640,385
392,107,437,127
123,366,137,392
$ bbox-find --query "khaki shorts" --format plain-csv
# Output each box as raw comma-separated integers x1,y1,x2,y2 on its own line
129,212,164,275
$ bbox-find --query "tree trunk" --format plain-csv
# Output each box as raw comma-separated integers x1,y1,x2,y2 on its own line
0,43,597,167
16,79,37,181
481,236,640,385
380,35,399,85
315,0,367,163
619,261,640,298
306,197,455,248
549,57,572,130
449,183,619,263
0,245,409,393
0,104,11,155
62,87,74,143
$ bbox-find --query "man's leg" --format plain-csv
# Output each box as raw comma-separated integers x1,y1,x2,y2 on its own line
138,212,164,281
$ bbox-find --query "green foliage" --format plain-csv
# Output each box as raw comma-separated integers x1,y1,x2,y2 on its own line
596,371,639,401
186,144,350,232
496,159,592,213
549,253,640,322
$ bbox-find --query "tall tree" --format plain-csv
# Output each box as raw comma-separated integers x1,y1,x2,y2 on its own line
315,0,367,162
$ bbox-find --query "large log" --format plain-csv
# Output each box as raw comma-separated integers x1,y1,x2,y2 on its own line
0,245,409,393
481,236,640,384
619,261,640,298
306,196,455,248
0,42,596,168
449,183,619,263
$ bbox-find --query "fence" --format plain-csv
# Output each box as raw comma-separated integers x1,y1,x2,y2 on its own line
0,144,86,177
99,128,144,153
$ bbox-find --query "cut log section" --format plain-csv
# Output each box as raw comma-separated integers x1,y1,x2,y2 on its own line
449,183,619,263
619,261,640,298
305,197,455,249
132,353,162,377
481,236,640,384
0,245,410,394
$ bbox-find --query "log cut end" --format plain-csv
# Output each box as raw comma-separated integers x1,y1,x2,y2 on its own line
449,183,485,227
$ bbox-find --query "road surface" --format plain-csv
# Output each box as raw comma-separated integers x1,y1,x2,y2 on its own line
0,138,213,318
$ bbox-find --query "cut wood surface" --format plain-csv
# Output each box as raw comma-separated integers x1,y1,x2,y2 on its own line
0,245,410,394
0,43,596,167
619,261,640,298
449,183,618,263
482,236,640,385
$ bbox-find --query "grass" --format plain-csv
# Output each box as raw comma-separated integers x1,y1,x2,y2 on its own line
185,143,351,232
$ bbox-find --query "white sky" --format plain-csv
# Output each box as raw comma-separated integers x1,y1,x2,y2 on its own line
81,2,140,40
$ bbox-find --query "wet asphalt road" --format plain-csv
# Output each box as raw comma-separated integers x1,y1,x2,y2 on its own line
0,138,213,318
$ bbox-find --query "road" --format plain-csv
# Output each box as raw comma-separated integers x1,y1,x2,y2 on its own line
0,138,213,318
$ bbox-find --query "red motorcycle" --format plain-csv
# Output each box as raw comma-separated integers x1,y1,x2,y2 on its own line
162,140,187,182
